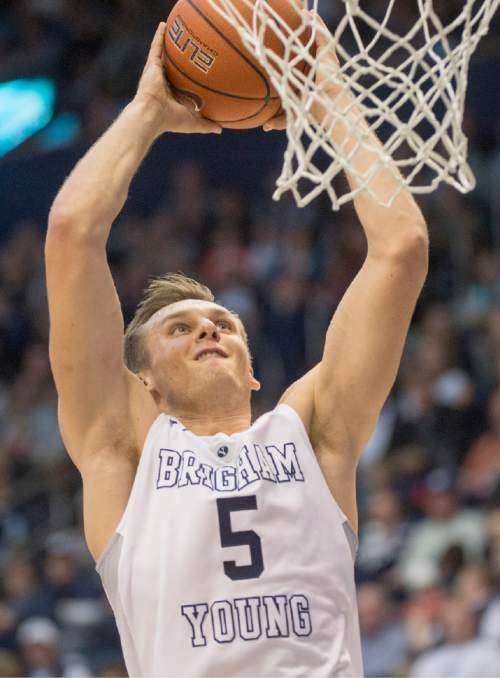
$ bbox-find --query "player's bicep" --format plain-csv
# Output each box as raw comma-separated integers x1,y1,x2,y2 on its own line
46,224,130,448
314,249,427,455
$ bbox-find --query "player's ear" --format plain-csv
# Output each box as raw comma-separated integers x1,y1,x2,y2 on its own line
138,370,160,398
249,366,261,392
137,372,149,387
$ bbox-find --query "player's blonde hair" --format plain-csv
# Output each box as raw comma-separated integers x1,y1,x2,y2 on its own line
124,273,248,373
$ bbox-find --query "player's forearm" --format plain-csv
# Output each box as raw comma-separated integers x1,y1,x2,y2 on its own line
49,99,164,241
325,91,428,260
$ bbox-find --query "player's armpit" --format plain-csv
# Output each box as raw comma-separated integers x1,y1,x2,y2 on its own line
311,241,428,462
76,427,140,561
279,363,361,531
278,365,319,431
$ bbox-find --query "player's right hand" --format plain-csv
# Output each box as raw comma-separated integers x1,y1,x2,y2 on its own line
134,22,222,136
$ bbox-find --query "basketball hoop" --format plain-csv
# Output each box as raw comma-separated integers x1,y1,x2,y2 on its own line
206,0,500,209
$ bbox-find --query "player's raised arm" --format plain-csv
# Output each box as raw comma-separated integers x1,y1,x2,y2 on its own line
279,16,428,530
45,23,221,558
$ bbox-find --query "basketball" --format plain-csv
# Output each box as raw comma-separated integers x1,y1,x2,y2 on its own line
163,0,312,129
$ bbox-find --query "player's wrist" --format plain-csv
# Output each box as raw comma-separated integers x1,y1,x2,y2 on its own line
127,96,169,138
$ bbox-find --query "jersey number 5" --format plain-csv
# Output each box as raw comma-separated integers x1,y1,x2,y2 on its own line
216,496,264,580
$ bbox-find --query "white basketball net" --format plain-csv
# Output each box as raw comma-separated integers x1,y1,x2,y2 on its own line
206,0,499,208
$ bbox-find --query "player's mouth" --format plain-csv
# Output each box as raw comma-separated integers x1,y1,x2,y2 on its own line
195,348,228,361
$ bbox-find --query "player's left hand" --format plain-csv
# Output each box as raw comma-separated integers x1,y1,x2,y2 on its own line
262,11,343,132
135,22,222,135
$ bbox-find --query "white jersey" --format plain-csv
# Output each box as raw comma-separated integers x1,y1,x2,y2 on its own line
97,403,363,677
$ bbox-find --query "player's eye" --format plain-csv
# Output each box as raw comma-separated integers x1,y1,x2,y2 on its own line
216,319,232,330
171,323,190,334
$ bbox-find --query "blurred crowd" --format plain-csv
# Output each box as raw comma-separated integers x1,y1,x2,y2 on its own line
1,0,500,676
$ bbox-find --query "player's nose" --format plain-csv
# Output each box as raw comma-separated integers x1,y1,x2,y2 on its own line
196,319,220,341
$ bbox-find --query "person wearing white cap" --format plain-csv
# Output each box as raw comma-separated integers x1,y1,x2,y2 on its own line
17,617,93,677
16,617,61,677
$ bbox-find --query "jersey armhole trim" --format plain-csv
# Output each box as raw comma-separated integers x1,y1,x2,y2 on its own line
95,531,121,573
343,519,359,560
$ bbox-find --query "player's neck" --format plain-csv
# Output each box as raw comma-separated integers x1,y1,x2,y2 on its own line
158,378,255,435
166,407,252,436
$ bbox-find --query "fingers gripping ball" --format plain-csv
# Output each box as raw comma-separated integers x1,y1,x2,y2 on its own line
163,0,311,129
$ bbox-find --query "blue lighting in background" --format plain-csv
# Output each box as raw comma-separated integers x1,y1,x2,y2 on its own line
37,112,81,151
0,78,56,157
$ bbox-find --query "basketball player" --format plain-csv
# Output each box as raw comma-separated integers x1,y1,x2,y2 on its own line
45,15,428,677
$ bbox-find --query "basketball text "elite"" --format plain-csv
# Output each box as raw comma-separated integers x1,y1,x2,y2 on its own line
169,16,218,73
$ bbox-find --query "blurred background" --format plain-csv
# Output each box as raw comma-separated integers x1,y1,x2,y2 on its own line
0,0,499,676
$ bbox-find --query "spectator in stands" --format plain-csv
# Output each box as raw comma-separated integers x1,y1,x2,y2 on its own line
409,595,500,677
479,504,500,643
453,563,493,616
459,387,500,501
16,616,63,677
0,342,63,468
0,648,22,677
42,533,101,607
356,488,409,582
17,614,93,677
480,592,500,643
456,249,500,330
2,558,53,625
200,222,249,289
0,460,29,567
0,601,18,653
403,586,447,659
465,308,500,396
245,218,282,283
358,582,409,677
388,329,475,471
485,503,500,550
262,271,307,386
397,468,485,590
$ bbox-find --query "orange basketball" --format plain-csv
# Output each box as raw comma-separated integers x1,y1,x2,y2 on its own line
163,0,312,129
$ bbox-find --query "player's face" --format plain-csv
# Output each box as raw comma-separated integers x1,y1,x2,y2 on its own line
141,299,260,409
